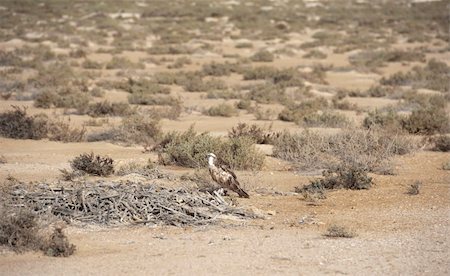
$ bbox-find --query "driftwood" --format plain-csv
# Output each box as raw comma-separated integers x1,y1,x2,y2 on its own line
4,181,255,226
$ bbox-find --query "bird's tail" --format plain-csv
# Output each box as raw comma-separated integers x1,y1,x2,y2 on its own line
237,188,250,198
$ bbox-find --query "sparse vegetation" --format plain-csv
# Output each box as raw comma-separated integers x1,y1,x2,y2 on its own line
250,50,274,62
407,181,421,195
70,152,114,176
204,103,238,117
324,224,356,238
431,135,450,152
0,106,47,139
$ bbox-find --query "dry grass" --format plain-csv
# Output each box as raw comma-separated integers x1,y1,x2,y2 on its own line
323,225,356,238
70,152,114,176
0,106,47,139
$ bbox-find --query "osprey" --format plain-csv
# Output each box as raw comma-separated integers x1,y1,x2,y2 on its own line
206,153,250,198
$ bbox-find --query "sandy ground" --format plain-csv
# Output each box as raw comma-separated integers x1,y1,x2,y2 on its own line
0,138,449,275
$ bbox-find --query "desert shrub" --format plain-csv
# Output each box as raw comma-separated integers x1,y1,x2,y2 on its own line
0,208,41,252
278,97,329,123
34,87,90,111
301,111,349,128
407,181,421,195
219,137,265,170
118,114,162,149
349,49,425,71
0,106,47,139
295,181,326,200
87,101,132,117
324,225,356,238
157,127,222,168
82,59,102,69
70,152,114,176
332,98,358,111
313,164,373,190
235,42,253,48
115,160,155,176
228,123,277,144
366,85,394,98
182,76,207,92
402,107,449,135
167,56,191,69
302,49,327,59
236,99,252,110
47,120,86,142
118,78,171,94
156,126,264,169
242,66,278,80
128,92,178,106
145,104,183,120
432,135,450,152
254,106,277,121
148,44,193,55
363,109,404,131
69,49,86,58
273,127,416,173
247,83,287,104
42,226,76,257
206,89,240,100
204,103,238,117
202,62,234,76
250,50,274,62
153,71,186,85
105,56,145,70
380,59,449,92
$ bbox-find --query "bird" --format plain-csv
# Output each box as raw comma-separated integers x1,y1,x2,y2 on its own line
206,153,250,198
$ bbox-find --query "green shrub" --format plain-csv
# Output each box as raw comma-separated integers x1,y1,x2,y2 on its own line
70,152,114,176
156,126,264,169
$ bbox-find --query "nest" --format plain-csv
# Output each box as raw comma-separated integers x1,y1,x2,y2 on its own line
5,181,256,226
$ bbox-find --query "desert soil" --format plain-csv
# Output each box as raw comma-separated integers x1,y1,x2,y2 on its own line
0,0,449,275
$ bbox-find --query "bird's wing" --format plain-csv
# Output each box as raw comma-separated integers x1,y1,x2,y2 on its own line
218,163,237,179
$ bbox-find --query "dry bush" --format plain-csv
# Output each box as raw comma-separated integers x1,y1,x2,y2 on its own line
242,66,278,80
167,56,192,69
366,85,394,98
47,120,86,143
202,62,235,76
0,106,48,139
156,127,264,170
295,181,326,200
87,101,133,117
70,152,114,176
254,106,278,121
34,86,90,112
313,164,373,190
247,83,287,104
148,44,193,55
402,107,449,135
157,127,222,168
303,49,327,59
204,103,238,117
363,109,404,132
349,49,425,71
115,160,155,176
105,56,145,70
250,50,274,62
128,92,179,106
273,128,416,173
206,89,240,100
301,112,350,128
236,99,252,110
118,77,171,94
0,208,41,252
431,135,450,152
118,114,162,149
380,59,449,92
82,59,102,69
407,181,421,195
324,225,356,238
228,122,278,144
42,226,76,257
153,71,186,85
145,104,183,120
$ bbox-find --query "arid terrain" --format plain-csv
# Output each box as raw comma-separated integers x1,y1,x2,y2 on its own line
0,0,449,275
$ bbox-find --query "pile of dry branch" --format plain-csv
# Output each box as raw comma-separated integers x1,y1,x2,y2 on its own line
4,181,255,226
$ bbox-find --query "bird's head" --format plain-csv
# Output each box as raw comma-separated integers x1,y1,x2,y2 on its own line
206,153,217,159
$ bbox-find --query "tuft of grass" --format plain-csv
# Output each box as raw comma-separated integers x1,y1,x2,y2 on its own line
47,120,86,143
407,181,421,195
70,152,114,176
324,225,356,238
